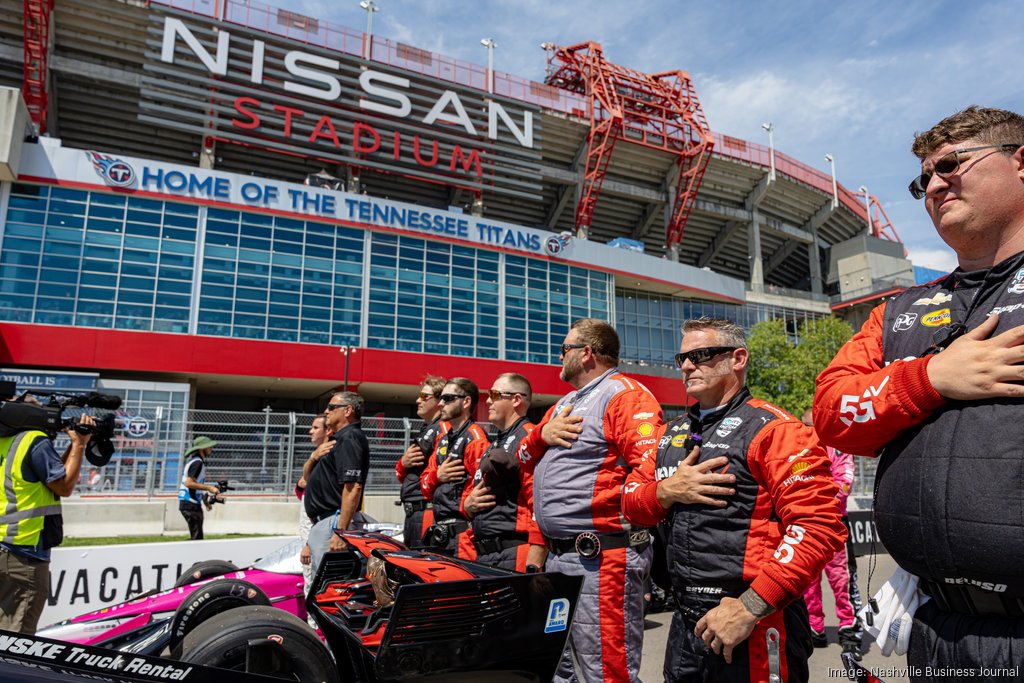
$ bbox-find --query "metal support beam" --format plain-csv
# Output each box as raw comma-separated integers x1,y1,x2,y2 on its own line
545,137,590,228
698,220,742,268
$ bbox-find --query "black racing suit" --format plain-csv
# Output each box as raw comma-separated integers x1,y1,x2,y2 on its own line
815,251,1024,682
396,417,446,549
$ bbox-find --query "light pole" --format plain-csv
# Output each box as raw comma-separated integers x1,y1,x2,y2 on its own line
340,345,358,391
480,37,497,94
359,0,378,60
858,185,872,235
824,153,838,209
761,122,775,181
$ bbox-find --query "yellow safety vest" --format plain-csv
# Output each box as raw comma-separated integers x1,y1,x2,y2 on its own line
0,430,61,547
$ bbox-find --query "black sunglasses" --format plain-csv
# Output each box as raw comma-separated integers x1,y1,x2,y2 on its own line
438,393,467,403
674,346,737,369
325,402,350,411
560,343,587,355
908,144,1020,199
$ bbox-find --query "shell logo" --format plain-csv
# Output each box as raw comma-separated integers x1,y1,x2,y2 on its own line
637,422,655,436
671,435,687,448
790,461,810,475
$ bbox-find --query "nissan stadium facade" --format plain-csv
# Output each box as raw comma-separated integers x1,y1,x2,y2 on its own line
0,0,908,417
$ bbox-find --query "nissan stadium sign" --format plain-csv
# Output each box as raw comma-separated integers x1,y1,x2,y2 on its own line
141,9,543,200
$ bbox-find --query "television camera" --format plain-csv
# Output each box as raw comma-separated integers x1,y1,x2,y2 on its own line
202,479,234,510
0,379,121,466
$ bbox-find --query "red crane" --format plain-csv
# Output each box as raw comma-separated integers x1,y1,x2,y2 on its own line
23,0,54,134
543,41,714,250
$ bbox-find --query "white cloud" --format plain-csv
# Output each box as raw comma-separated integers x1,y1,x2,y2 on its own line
905,247,957,273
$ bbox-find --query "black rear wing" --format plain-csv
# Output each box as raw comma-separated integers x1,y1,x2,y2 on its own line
373,571,582,681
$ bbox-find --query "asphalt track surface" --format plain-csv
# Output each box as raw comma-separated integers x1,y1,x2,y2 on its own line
640,552,909,683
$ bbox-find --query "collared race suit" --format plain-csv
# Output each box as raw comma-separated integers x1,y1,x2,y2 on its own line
421,419,489,559
468,417,538,571
520,369,661,683
815,253,1024,681
622,389,845,683
395,417,449,548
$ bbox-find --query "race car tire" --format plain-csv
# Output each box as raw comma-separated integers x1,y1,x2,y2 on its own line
173,559,240,587
173,605,338,681
169,578,271,647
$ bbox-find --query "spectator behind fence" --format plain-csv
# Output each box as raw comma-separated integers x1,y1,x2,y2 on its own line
621,317,845,683
799,408,864,661
177,436,224,541
395,375,449,549
297,415,335,596
304,392,370,577
463,373,546,572
815,107,1024,682
420,378,489,558
1,413,96,634
518,318,660,683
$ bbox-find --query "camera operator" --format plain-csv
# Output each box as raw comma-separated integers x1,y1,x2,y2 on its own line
0,411,95,635
177,436,224,540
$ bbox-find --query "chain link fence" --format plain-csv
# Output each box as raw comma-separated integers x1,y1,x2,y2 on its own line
77,408,878,498
79,409,452,497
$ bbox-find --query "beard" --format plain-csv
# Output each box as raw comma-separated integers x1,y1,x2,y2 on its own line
559,354,583,384
441,403,464,422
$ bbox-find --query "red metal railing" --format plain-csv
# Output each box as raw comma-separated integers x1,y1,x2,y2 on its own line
149,0,898,243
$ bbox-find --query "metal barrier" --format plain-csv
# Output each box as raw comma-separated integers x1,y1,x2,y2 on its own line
80,405,877,498
77,409,460,497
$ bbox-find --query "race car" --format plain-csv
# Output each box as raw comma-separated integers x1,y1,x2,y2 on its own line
36,536,316,652
17,530,583,682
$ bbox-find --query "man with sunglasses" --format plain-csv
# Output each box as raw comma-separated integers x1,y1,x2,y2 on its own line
622,317,845,683
420,378,489,558
394,375,449,548
518,318,661,683
463,373,547,572
304,391,370,576
816,107,1024,681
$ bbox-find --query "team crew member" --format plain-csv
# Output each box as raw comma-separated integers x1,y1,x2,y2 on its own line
395,376,448,549
420,378,489,558
305,392,370,576
297,415,335,595
519,318,660,683
815,107,1024,682
622,317,845,683
0,413,95,634
177,436,223,540
799,409,862,660
463,373,546,572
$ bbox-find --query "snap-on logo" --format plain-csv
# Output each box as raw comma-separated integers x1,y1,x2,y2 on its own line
1009,268,1024,294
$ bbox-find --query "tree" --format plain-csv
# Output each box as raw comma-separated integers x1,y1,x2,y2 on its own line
746,316,854,415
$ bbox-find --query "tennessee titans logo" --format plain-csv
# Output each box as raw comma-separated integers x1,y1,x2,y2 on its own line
87,151,136,188
544,233,572,256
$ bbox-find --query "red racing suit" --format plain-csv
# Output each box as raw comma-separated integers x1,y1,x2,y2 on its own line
520,368,661,683
395,417,449,549
466,417,538,572
802,446,857,634
421,419,489,559
622,389,845,683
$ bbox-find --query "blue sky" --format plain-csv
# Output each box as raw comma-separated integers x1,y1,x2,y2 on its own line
300,0,1023,272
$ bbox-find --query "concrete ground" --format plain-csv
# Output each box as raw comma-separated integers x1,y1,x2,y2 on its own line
640,552,909,682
